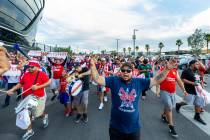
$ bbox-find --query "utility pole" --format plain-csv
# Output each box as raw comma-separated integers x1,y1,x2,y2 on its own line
44,44,46,52
116,39,120,54
132,29,138,56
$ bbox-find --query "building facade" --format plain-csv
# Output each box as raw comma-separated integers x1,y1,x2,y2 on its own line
0,0,45,50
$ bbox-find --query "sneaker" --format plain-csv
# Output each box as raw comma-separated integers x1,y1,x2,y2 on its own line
65,108,72,117
42,114,49,128
21,129,34,140
175,103,181,113
194,115,206,125
31,116,35,122
204,82,207,87
201,108,205,113
98,103,104,110
16,96,21,102
82,113,88,123
161,114,168,124
2,103,9,108
169,125,178,138
104,96,108,102
75,114,82,123
51,95,57,101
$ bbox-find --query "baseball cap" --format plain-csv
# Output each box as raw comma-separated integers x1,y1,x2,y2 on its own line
101,58,106,61
189,60,197,66
28,60,40,68
121,62,133,70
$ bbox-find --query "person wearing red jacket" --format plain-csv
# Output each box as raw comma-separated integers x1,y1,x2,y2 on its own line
48,57,67,101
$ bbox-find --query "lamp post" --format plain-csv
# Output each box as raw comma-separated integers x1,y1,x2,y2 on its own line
132,29,138,56
116,39,120,54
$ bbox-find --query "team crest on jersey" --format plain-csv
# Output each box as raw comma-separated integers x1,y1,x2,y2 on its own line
118,88,137,112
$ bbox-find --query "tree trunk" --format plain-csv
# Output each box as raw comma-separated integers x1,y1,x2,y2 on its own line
178,45,180,55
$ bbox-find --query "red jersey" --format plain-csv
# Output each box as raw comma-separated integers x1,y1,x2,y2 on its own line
98,63,112,77
20,71,49,97
198,66,205,77
132,69,139,77
52,64,64,79
81,59,90,69
60,76,68,92
160,68,177,94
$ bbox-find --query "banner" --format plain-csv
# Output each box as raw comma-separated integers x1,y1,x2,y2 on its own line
47,52,68,59
28,51,42,57
195,84,210,105
3,64,21,76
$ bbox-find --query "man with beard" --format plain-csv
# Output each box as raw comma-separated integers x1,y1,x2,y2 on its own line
90,57,176,140
159,58,188,138
7,60,51,140
176,60,207,125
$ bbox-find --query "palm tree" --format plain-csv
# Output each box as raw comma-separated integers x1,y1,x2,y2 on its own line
158,42,164,55
205,33,210,54
128,47,132,55
145,44,150,56
123,48,126,55
176,39,183,55
135,46,139,54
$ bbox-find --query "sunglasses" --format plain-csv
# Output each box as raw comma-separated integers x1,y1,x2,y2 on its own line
29,66,35,69
121,69,132,73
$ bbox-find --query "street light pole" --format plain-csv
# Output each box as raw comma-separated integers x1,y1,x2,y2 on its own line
116,39,120,54
133,29,138,56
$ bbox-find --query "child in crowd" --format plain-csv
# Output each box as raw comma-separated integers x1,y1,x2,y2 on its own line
58,70,72,117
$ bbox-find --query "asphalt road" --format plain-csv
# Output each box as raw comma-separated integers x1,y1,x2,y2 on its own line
0,74,210,140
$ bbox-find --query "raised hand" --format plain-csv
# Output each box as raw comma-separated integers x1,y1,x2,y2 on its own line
0,46,10,76
90,55,97,66
166,58,177,70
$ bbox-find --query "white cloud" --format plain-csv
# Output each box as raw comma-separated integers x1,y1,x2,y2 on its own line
36,0,210,52
142,8,210,40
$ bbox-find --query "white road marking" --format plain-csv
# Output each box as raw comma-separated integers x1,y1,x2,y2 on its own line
151,87,210,136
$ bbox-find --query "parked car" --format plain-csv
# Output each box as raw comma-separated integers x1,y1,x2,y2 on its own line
178,56,194,70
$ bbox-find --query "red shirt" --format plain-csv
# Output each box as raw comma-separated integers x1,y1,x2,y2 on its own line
198,66,205,77
98,63,112,77
160,69,177,94
52,64,64,79
132,69,139,77
60,76,68,92
20,71,49,97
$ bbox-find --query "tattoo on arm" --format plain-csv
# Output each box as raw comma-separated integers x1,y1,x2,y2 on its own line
155,70,167,81
154,69,169,84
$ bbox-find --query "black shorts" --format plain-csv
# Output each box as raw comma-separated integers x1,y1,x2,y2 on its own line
109,127,140,140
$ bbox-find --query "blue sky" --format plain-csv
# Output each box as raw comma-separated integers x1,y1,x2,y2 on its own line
36,0,210,53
